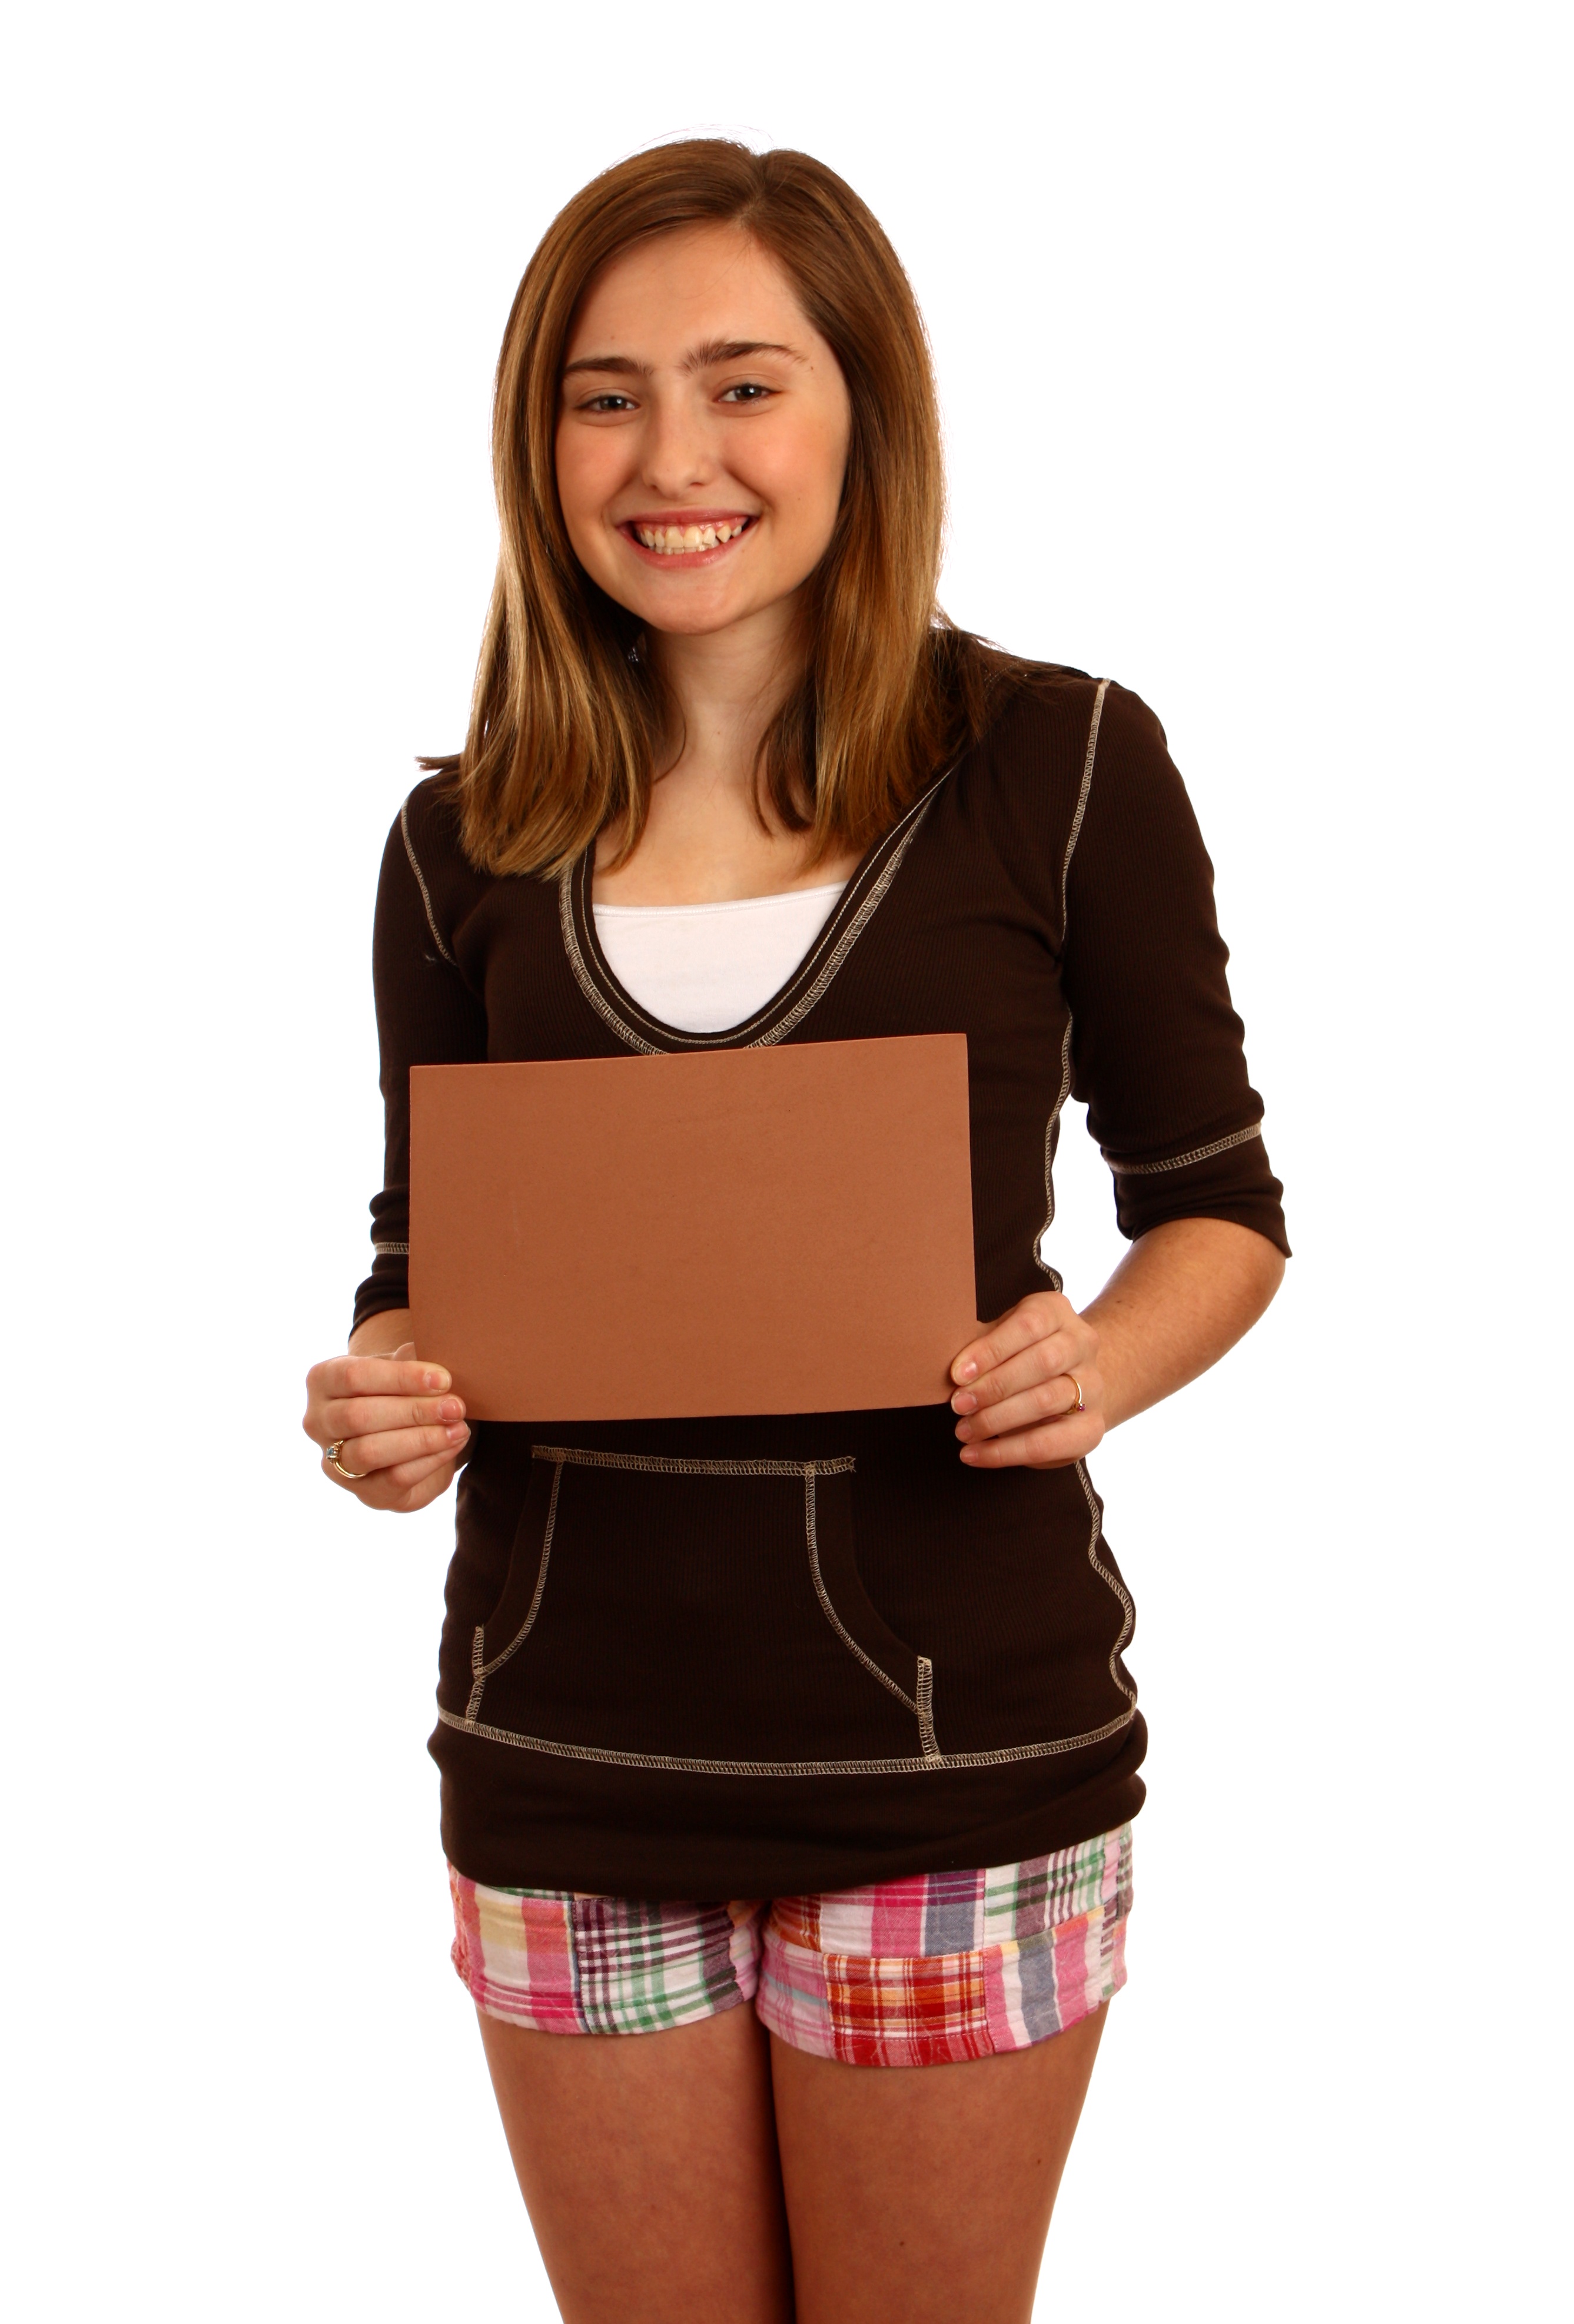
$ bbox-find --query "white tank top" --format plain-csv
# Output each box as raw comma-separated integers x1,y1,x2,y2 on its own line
592,882,847,1034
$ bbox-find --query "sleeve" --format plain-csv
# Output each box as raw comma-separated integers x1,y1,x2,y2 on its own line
1060,682,1290,1255
351,796,489,1334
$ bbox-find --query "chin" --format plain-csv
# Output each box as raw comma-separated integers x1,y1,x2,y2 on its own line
620,583,759,638
644,603,751,638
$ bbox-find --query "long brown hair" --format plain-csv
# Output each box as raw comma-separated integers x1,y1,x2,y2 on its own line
428,139,1006,878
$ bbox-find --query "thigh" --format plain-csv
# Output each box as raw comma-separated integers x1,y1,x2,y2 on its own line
478,1999,793,2324
771,2004,1106,2324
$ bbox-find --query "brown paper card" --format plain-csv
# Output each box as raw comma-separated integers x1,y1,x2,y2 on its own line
409,1034,977,1420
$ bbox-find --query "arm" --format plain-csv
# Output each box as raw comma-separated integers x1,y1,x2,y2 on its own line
949,1219,1282,1466
1085,1216,1283,1427
303,786,487,1509
953,682,1288,1468
349,1306,419,1359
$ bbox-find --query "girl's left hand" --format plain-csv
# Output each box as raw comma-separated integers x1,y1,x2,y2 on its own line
949,1292,1104,1469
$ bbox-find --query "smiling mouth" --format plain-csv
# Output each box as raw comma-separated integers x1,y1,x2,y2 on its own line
624,516,755,556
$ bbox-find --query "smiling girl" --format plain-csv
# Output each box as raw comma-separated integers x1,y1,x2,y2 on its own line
303,142,1287,2323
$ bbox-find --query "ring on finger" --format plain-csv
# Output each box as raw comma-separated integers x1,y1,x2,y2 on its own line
1065,1373,1085,1415
324,1439,370,1482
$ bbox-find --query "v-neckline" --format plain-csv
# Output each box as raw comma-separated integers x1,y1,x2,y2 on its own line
557,766,957,1055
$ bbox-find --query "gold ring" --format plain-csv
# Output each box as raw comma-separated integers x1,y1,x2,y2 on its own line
1066,1374,1085,1415
325,1439,370,1482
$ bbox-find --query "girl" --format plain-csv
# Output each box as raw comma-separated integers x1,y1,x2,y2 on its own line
303,140,1287,2324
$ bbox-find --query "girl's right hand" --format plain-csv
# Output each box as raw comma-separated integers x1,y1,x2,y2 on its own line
303,1340,470,1512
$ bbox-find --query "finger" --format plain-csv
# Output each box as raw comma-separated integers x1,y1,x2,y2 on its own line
337,1356,453,1399
311,1356,454,1403
333,1449,459,1505
387,1466,460,1512
318,1393,466,1442
951,1333,1087,1413
958,1415,1098,1469
370,1448,462,1495
951,1296,1072,1386
955,1377,1085,1442
330,1421,470,1474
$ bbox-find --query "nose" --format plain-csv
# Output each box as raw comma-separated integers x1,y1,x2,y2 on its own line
637,386,718,500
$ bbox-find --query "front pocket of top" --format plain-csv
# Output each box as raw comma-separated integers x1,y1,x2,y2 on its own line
464,1449,938,1768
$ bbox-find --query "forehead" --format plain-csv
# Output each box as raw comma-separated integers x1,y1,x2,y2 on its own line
566,224,816,360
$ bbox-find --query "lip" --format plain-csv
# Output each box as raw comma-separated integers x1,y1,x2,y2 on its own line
617,512,758,568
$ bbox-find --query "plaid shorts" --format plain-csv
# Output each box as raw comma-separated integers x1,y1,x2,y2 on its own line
449,1824,1131,2068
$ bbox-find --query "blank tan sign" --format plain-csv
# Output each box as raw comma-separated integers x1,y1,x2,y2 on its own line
409,1034,977,1420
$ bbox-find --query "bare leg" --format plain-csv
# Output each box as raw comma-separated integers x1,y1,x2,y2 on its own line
771,2004,1107,2324
476,1998,793,2324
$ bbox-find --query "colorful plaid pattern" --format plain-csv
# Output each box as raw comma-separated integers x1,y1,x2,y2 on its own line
756,1825,1131,2066
449,1873,763,2036
450,1824,1130,2065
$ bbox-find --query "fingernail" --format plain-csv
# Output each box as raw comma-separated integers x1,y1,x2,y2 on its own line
446,1422,469,1445
438,1398,462,1422
951,1391,977,1415
959,1447,980,1463
956,1359,978,1383
954,1421,972,1442
423,1370,441,1389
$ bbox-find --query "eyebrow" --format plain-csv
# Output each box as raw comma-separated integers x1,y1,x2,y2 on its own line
562,338,806,379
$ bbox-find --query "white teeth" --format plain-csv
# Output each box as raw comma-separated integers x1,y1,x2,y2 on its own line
633,519,749,553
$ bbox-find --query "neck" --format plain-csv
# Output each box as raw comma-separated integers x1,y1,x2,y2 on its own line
596,593,861,901
647,595,803,799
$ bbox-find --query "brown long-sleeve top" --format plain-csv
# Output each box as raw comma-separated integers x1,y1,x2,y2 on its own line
355,666,1287,1897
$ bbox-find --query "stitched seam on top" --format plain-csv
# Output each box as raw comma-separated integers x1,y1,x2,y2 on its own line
435,1702,1136,1777
1032,1014,1075,1290
1075,1458,1138,1714
558,870,662,1055
1059,679,1109,932
915,1656,941,1760
565,851,862,1048
401,798,459,967
467,1459,565,1720
1105,1122,1264,1175
530,1446,856,1478
1032,679,1110,1282
754,790,944,1047
372,1240,409,1257
556,769,953,1055
801,1470,918,1715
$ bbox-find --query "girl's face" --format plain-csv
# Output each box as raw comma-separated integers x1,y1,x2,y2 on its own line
556,224,852,643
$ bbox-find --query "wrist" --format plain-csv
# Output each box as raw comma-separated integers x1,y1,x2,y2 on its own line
348,1307,414,1359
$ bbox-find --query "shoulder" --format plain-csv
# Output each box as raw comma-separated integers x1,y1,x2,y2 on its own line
393,771,496,896
396,770,470,876
936,653,1195,917
377,772,494,963
951,654,1123,805
943,653,1107,836
1056,680,1215,893
963,660,1186,838
971,659,1168,773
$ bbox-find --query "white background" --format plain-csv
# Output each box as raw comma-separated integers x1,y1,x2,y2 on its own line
4,2,1568,2315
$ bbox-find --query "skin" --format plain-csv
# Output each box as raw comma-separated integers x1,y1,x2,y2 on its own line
557,220,863,907
303,221,1286,2317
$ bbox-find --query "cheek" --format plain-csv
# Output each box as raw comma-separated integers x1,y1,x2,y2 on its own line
780,410,851,545
554,427,618,550
743,414,847,534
